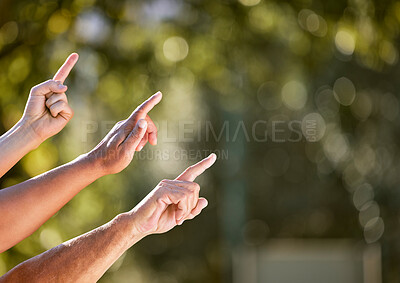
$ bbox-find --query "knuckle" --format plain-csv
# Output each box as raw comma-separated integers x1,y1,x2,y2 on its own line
159,188,170,198
180,192,188,200
123,150,132,160
192,182,200,191
61,93,68,102
160,179,170,184
156,197,164,205
122,127,131,136
133,107,144,115
44,79,53,85
30,85,39,94
54,94,63,101
49,102,56,109
110,123,121,133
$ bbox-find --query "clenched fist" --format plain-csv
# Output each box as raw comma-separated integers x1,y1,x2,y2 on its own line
22,53,79,143
128,153,217,236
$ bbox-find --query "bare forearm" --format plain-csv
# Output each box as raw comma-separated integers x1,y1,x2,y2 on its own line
0,119,41,178
0,155,214,282
0,154,104,252
0,213,143,283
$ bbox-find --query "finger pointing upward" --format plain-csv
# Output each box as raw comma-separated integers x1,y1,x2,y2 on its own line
53,53,79,84
176,153,217,182
132,91,163,117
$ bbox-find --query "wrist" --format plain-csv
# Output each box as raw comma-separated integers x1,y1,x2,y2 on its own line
113,212,147,248
13,118,42,150
72,153,107,180
83,149,111,177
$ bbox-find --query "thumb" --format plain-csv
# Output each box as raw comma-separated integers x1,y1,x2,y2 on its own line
196,198,208,211
184,197,208,222
122,119,147,152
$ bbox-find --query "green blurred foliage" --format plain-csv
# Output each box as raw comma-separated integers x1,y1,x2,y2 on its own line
1,0,400,281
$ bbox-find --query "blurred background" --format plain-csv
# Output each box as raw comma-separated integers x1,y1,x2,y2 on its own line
0,0,399,282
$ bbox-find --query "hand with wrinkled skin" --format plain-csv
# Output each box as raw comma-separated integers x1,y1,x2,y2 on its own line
22,53,79,143
0,53,79,178
87,91,162,175
128,153,216,236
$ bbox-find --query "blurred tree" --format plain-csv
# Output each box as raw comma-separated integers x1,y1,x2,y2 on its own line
1,0,400,282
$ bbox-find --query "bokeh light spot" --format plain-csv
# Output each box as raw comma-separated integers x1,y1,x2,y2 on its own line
298,10,327,37
364,217,384,244
281,80,307,110
350,92,372,121
257,82,282,110
21,142,58,177
238,0,260,6
8,53,31,84
306,14,320,33
0,21,18,44
353,144,376,176
379,40,398,65
315,87,339,118
75,10,111,44
163,36,189,62
48,10,71,34
249,5,275,32
40,228,63,250
353,183,374,211
359,201,380,227
323,132,350,164
335,29,355,55
333,77,356,106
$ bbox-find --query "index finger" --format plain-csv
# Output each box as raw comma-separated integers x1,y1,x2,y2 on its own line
176,153,217,182
135,91,163,115
52,53,79,84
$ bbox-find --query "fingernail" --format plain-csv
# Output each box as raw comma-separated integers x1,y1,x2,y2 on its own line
154,91,162,97
138,119,147,129
209,153,217,162
58,84,66,89
154,137,158,145
138,145,143,151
